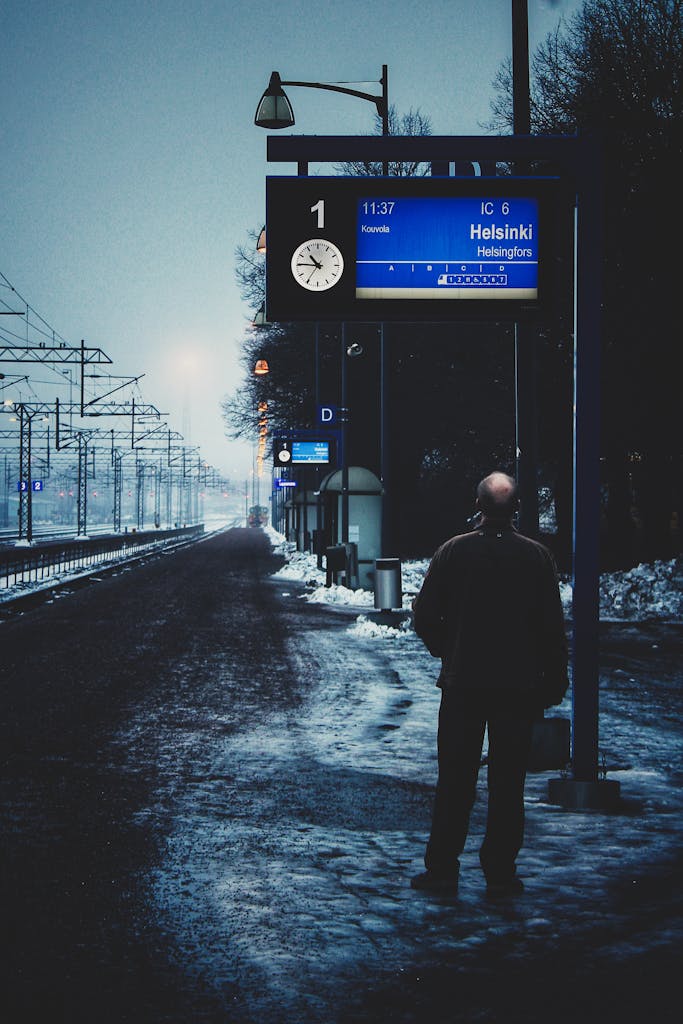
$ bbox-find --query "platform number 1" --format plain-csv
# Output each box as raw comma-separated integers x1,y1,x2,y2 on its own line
311,199,325,229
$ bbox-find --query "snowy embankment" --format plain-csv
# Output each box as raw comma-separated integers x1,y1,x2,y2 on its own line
265,526,683,634
0,516,237,604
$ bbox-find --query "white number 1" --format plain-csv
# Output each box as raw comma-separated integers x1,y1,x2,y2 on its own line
311,199,325,229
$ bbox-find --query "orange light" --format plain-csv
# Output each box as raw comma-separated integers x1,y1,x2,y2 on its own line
254,359,270,376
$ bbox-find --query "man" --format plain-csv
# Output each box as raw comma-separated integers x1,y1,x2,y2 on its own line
411,471,569,898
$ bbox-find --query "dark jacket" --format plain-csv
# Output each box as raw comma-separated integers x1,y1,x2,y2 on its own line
412,521,569,708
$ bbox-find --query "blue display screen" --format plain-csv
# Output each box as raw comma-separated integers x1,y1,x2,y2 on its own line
356,196,539,300
291,441,330,464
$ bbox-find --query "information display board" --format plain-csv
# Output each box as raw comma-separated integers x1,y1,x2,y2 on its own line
274,438,331,466
356,195,538,300
291,440,330,464
266,176,563,323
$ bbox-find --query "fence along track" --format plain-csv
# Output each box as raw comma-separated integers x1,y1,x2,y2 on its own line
0,525,205,601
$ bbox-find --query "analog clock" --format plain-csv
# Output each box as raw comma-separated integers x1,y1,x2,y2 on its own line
291,239,344,291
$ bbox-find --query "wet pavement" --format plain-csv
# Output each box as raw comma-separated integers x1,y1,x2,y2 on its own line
1,527,682,1022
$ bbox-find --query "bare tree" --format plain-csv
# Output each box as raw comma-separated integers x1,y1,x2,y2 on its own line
234,227,266,312
489,0,683,564
335,105,433,176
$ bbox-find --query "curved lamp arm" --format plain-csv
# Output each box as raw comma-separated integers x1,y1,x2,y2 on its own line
255,67,388,137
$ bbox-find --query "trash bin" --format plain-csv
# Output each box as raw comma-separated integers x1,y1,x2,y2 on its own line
374,558,402,611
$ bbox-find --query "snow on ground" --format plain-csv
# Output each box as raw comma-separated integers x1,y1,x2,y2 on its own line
146,525,682,1023
2,516,679,627
266,525,683,626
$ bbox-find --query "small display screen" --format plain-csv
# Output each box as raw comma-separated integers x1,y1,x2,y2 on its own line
291,440,330,464
356,196,539,301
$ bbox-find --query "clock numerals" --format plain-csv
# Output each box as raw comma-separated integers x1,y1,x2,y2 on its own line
291,239,344,292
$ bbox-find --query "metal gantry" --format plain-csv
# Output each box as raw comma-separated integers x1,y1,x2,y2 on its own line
0,332,230,543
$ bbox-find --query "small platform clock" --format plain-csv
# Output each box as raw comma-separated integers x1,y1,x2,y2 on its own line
291,239,344,291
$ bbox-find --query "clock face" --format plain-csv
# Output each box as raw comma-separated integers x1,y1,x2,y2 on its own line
291,239,344,291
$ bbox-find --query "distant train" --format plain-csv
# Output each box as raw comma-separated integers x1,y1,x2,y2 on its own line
247,505,269,528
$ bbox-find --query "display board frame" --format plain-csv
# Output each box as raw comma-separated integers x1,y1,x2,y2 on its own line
265,175,566,323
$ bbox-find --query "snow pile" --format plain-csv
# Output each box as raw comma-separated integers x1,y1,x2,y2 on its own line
305,583,375,607
348,614,415,641
559,579,573,614
400,559,430,600
267,526,682,625
264,527,298,560
598,558,682,621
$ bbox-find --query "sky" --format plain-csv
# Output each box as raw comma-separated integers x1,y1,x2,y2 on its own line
1,0,582,479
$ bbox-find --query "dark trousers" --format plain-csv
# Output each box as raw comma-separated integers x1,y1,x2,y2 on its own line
425,688,536,882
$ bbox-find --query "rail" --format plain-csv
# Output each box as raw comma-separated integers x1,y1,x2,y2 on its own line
0,525,204,593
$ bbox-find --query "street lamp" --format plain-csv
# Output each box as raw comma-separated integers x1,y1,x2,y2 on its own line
252,302,269,328
255,69,389,140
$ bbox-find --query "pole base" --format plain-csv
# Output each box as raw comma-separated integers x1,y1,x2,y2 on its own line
547,777,621,810
366,609,411,627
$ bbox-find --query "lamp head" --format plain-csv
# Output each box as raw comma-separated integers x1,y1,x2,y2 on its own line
254,72,295,129
252,302,269,328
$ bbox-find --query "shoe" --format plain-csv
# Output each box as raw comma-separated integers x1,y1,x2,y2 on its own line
485,877,525,899
410,870,459,894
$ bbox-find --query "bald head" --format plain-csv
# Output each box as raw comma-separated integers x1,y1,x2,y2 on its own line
476,472,518,521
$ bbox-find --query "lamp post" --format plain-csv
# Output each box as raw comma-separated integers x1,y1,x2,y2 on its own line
255,68,389,171
255,65,392,553
512,0,540,538
252,360,270,513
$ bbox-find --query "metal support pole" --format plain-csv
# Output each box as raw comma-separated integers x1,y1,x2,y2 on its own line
193,458,200,524
18,404,33,542
380,323,390,555
380,64,389,175
113,451,122,532
80,339,86,416
314,322,320,411
182,469,187,525
512,1,530,139
166,468,173,527
1,454,8,529
571,158,602,782
340,325,349,544
302,465,308,550
512,0,539,538
515,325,540,537
136,457,145,530
154,460,162,528
77,434,88,537
548,137,620,809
